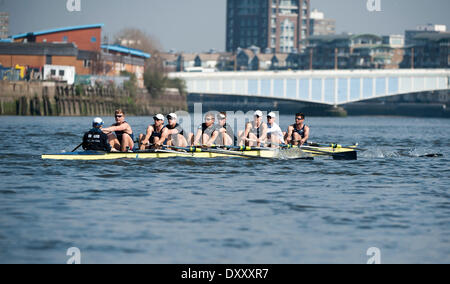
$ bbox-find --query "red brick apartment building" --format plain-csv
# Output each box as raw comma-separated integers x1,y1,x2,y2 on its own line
0,24,150,87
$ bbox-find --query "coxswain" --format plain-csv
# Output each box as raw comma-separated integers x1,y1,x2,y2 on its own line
160,113,188,147
191,112,219,147
286,113,310,146
102,109,134,152
82,117,112,152
139,114,166,150
239,110,268,147
266,112,285,148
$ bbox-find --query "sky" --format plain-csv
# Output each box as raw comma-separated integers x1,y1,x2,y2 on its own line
1,0,449,52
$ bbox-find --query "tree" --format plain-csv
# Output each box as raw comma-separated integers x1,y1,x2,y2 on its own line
114,28,164,72
115,28,186,98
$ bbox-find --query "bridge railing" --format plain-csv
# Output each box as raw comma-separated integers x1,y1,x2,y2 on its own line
169,69,450,105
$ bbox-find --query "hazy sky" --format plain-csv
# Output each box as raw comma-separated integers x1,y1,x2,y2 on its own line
1,0,449,52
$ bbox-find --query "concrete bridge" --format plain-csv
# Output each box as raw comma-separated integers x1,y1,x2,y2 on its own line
169,69,450,117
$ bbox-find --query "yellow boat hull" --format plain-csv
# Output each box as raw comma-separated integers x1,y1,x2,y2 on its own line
41,147,357,161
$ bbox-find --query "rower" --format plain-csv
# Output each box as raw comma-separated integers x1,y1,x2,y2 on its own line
102,109,134,152
82,117,111,152
160,113,188,147
139,114,166,150
215,112,235,146
266,112,284,148
191,112,219,146
286,113,310,146
239,110,268,147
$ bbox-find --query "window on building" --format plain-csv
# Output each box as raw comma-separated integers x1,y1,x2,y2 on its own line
63,36,68,42
83,60,92,68
59,70,65,77
46,55,52,65
91,37,97,43
51,70,56,76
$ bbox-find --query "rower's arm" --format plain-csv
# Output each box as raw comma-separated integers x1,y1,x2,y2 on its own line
82,132,88,150
286,126,294,144
103,123,129,133
142,126,154,144
243,122,251,140
158,128,170,145
193,129,203,146
260,124,268,142
206,130,219,146
300,126,310,145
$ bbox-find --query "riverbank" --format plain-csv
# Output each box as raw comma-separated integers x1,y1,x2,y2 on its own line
0,81,187,116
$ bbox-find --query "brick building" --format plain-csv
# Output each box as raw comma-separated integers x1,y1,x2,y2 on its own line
12,24,103,51
226,0,310,53
3,24,150,87
101,45,150,88
0,42,78,68
309,9,335,36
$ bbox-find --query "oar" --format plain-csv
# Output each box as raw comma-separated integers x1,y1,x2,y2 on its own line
247,139,357,160
419,153,443,158
307,142,367,151
193,144,271,151
163,145,202,152
71,142,84,152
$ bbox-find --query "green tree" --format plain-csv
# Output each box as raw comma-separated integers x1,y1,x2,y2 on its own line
144,70,166,99
121,71,138,97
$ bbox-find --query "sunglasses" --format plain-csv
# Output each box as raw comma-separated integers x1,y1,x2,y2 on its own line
167,117,175,120
296,118,304,121
115,115,123,118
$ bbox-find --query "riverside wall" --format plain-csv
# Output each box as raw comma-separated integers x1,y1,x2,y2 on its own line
0,81,187,116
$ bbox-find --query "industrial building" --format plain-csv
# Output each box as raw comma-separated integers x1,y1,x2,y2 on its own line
1,24,150,87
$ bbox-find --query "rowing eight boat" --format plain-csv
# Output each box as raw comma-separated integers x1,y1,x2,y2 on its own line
41,145,358,161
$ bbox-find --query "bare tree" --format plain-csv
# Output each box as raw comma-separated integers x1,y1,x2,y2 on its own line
114,28,164,72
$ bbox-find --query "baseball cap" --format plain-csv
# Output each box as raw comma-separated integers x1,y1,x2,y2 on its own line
92,117,104,127
267,112,277,118
254,110,263,118
167,113,178,120
153,114,164,121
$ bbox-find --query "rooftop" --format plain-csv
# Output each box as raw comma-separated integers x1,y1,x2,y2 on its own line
413,32,450,42
12,24,104,39
101,44,151,59
0,42,78,56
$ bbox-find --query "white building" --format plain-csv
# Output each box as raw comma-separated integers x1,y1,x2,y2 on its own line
43,65,76,85
416,24,447,33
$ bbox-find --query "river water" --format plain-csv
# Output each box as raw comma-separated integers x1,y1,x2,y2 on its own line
0,115,449,264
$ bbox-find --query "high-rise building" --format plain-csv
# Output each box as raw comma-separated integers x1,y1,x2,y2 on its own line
226,0,310,54
0,12,9,39
309,9,335,36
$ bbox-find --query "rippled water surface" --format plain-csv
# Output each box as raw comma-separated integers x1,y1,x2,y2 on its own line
0,116,449,263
